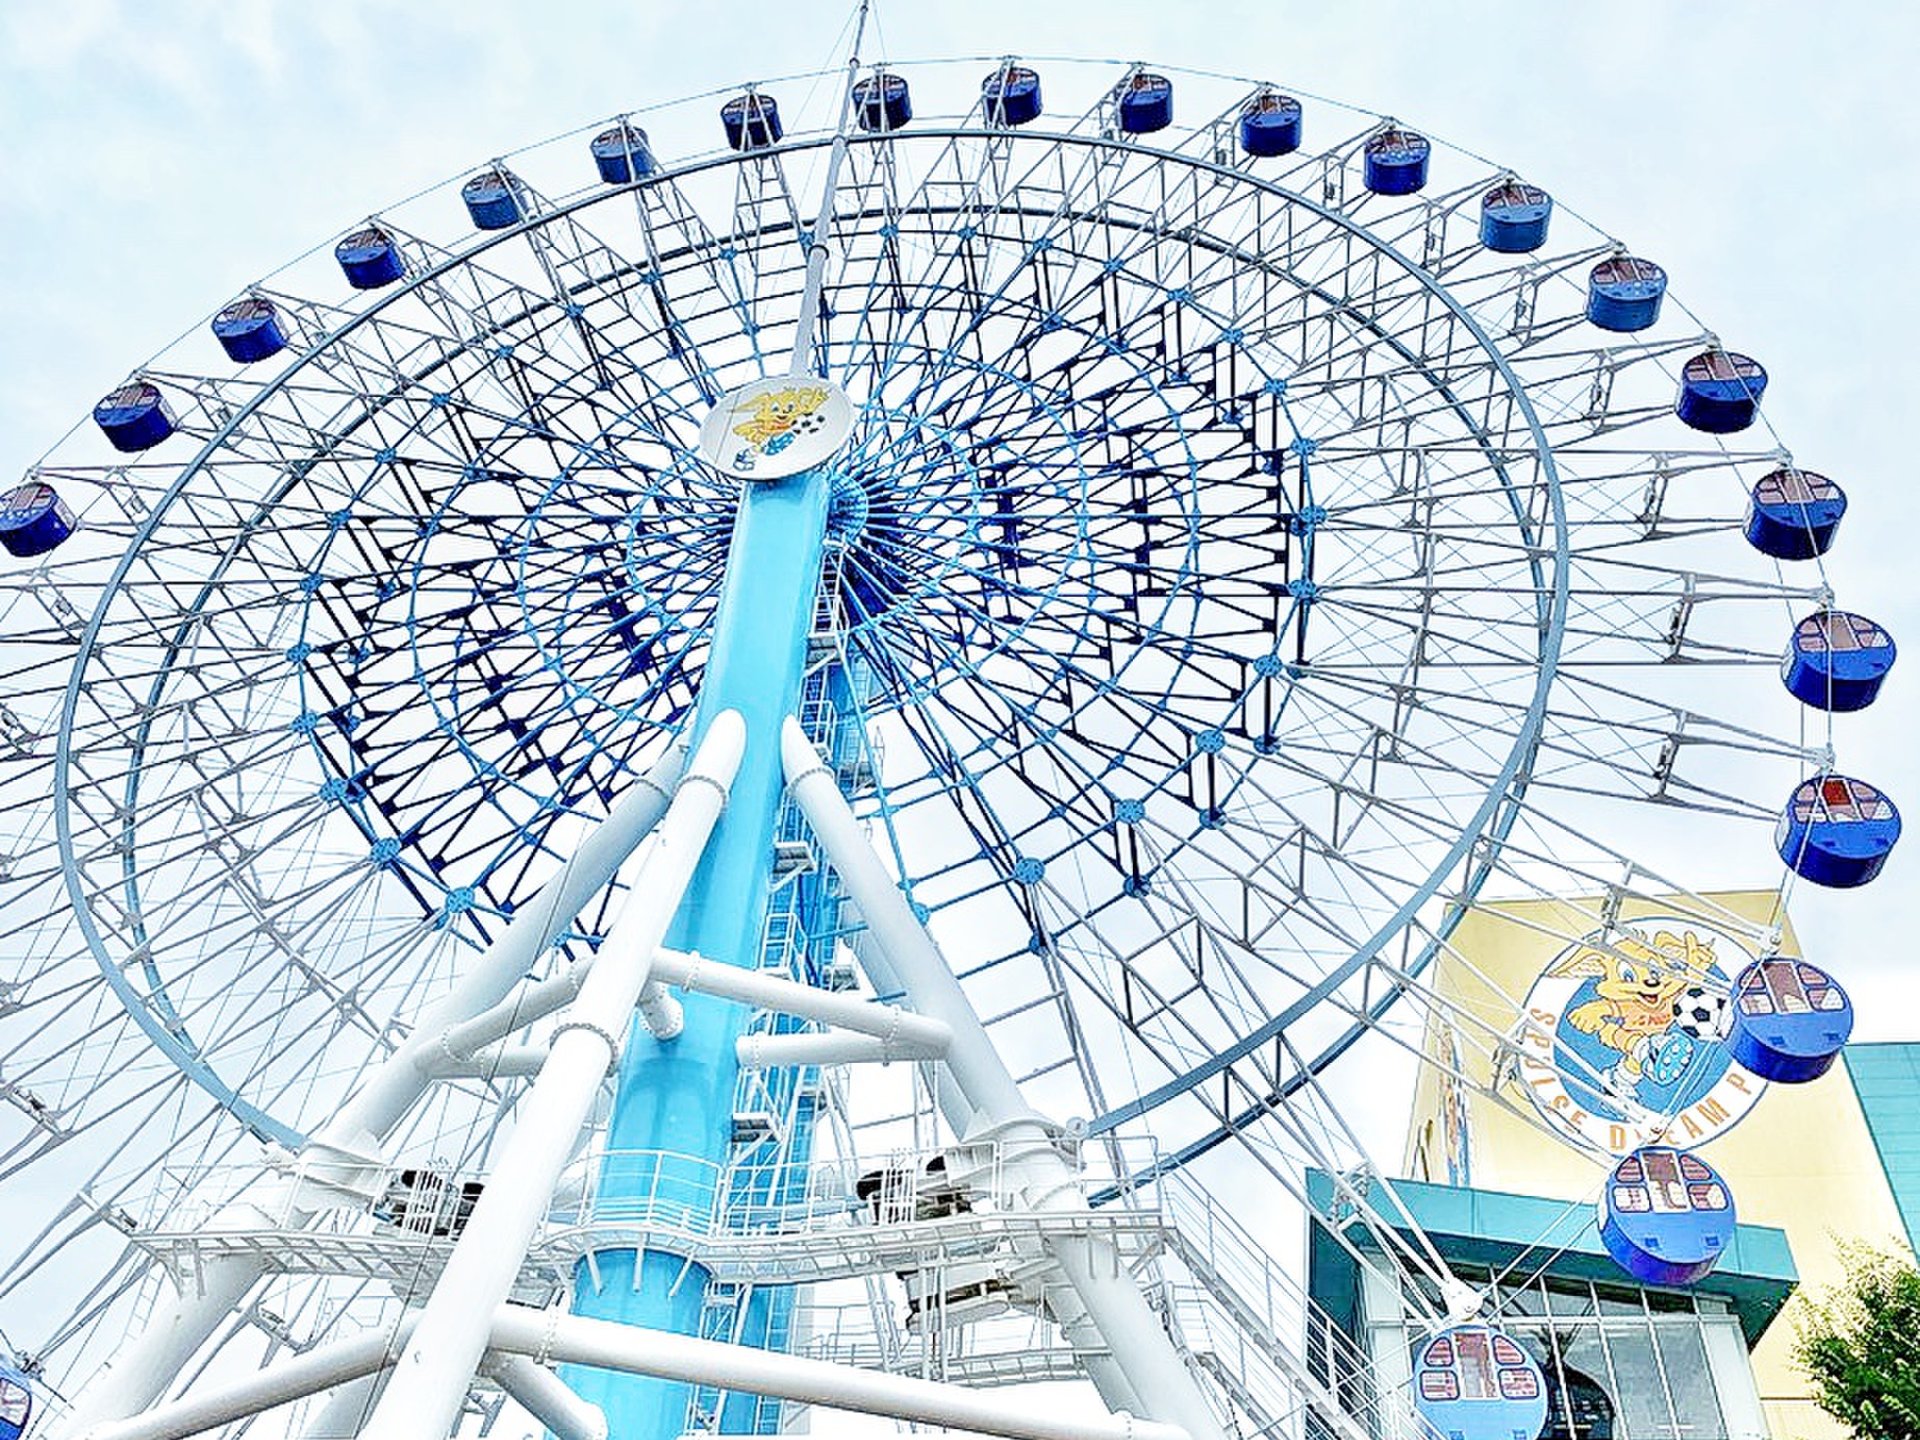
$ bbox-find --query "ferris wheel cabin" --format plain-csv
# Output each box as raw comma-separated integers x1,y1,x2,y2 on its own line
1745,467,1847,559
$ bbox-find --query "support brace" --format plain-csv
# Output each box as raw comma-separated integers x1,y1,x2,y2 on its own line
651,948,950,1050
782,717,1227,1440
357,713,745,1440
81,1304,1187,1440
80,1317,417,1440
51,746,689,1440
483,1356,608,1440
435,946,949,1067
737,1030,947,1068
492,1307,1188,1440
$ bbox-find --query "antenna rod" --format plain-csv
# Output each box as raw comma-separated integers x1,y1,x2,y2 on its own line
787,0,872,374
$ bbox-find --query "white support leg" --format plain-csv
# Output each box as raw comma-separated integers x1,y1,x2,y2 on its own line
357,712,745,1440
482,1357,608,1440
78,1317,416,1440
52,747,688,1440
53,1252,267,1440
298,1369,388,1440
490,1306,1189,1440
323,742,687,1149
736,1030,947,1068
844,929,973,1126
421,1043,553,1080
651,948,950,1050
782,718,1227,1440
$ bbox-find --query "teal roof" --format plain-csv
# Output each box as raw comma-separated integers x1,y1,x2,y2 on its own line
1305,1168,1798,1346
1843,1042,1920,1251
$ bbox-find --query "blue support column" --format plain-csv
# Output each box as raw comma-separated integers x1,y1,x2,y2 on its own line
567,463,832,1440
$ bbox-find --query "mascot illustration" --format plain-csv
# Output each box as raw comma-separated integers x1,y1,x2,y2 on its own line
1548,929,1722,1099
729,384,831,471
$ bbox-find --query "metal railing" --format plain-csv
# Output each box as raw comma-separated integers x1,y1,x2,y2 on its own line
1151,1170,1421,1440
123,1138,1426,1440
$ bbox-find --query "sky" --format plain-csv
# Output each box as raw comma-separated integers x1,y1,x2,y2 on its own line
1,0,1916,1018
0,4,1914,1434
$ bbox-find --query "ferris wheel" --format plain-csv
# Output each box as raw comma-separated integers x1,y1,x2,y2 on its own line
0,27,1896,1440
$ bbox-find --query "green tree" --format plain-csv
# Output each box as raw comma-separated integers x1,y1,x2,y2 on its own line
1794,1242,1920,1438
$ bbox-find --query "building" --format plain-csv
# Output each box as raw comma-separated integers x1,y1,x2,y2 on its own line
1305,892,1917,1440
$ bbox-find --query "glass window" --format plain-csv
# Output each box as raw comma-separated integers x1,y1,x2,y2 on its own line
1645,1287,1695,1315
1547,1278,1597,1317
1653,1320,1727,1439
1505,1322,1554,1367
1595,1284,1646,1317
1499,1273,1549,1316
1556,1325,1621,1440
1604,1321,1678,1440
1701,1316,1767,1440
1359,1262,1402,1324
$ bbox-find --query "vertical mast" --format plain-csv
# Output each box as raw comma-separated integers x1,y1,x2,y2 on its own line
569,11,870,1438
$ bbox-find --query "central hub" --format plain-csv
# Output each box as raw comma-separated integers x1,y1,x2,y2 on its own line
698,375,854,480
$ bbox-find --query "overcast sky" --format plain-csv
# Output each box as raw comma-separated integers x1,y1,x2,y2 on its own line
2,0,1917,1034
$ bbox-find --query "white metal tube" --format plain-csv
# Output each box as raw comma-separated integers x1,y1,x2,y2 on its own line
782,718,1225,1440
297,1368,387,1440
846,928,973,1126
1053,1298,1146,1417
489,1306,1188,1440
483,1356,609,1440
359,712,745,1440
782,722,1029,1123
51,1252,267,1440
737,1030,946,1069
439,935,948,1065
446,946,951,1057
636,979,684,1039
324,743,685,1148
651,947,950,1049
78,1317,414,1440
421,1043,552,1079
437,965,587,1059
52,750,688,1440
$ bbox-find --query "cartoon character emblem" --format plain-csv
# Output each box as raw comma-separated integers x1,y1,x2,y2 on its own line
1555,929,1720,1095
728,384,830,471
1514,918,1765,1155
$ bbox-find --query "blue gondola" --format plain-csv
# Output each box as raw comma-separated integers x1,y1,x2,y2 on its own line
853,72,912,133
590,125,655,184
1585,255,1667,332
0,481,76,559
1117,73,1173,135
0,1368,30,1440
1600,1146,1736,1287
1239,91,1302,158
1782,611,1894,712
1676,350,1767,433
211,296,289,364
1745,467,1846,560
1726,958,1853,1083
982,65,1042,127
336,225,405,289
1411,1325,1550,1440
1776,775,1901,888
1479,182,1553,253
462,169,526,230
93,380,174,453
721,93,782,151
1363,127,1430,195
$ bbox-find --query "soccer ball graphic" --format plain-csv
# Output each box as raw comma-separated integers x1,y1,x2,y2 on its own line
791,409,830,436
1672,985,1728,1042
